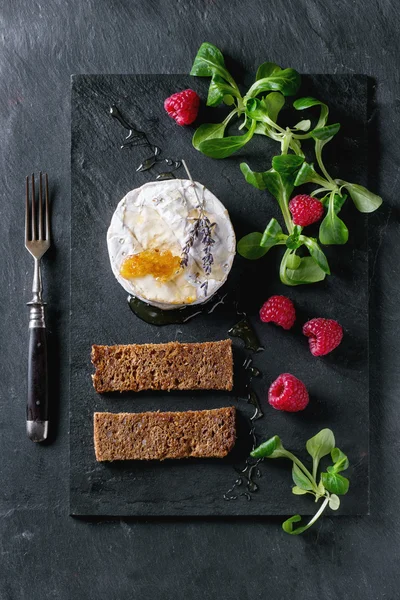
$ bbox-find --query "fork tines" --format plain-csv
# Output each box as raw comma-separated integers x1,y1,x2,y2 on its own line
25,172,50,244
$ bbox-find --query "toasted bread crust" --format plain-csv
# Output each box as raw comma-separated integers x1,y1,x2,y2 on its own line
91,340,233,393
94,407,236,461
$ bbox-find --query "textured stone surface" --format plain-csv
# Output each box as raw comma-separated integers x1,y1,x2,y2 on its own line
1,0,399,597
70,73,369,517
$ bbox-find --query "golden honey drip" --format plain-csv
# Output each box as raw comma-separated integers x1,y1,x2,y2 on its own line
120,249,182,283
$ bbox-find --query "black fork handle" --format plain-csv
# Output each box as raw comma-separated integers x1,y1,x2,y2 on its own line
27,302,48,442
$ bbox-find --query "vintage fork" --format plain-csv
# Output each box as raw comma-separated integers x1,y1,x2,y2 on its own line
25,173,51,442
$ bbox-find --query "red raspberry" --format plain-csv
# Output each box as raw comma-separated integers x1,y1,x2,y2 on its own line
164,89,200,126
259,295,296,330
289,194,324,226
303,318,343,356
268,373,309,412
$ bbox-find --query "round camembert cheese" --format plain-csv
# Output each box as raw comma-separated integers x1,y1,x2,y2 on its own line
107,179,236,309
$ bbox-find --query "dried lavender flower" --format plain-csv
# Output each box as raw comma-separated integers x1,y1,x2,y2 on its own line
181,218,201,268
199,216,215,276
179,171,216,294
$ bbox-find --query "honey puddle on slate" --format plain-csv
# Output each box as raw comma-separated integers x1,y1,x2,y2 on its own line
228,318,264,353
127,292,227,325
224,357,264,501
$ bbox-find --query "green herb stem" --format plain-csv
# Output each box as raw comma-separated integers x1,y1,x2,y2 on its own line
288,138,304,157
267,127,285,143
302,495,330,531
274,178,294,234
268,119,286,135
284,451,318,492
219,72,240,95
310,187,330,197
312,458,318,482
222,109,239,126
236,97,245,113
280,130,292,155
227,87,242,100
280,200,293,234
311,172,333,189
279,249,293,285
291,131,313,140
315,141,336,186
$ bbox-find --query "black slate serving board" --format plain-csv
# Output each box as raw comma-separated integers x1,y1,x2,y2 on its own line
70,74,369,517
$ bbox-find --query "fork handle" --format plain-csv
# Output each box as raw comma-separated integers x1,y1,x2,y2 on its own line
27,302,48,442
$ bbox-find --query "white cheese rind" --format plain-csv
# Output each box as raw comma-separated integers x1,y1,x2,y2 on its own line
107,179,236,309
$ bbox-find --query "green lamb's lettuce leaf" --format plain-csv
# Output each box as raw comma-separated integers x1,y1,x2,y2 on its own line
259,92,285,122
246,68,301,98
207,74,239,106
293,119,311,132
197,119,256,158
286,252,301,269
321,472,349,495
328,494,341,510
306,429,338,492
237,232,269,260
260,218,286,248
282,515,309,535
190,42,237,88
329,448,349,473
301,237,331,274
311,123,341,142
223,94,235,106
272,154,304,176
245,95,288,135
285,225,302,250
245,97,271,123
256,62,282,80
250,435,287,459
292,463,314,491
240,162,269,190
293,97,329,129
292,486,308,495
192,122,227,150
343,183,383,213
294,162,324,186
320,192,347,214
306,429,335,463
283,256,327,285
319,193,349,245
262,170,294,203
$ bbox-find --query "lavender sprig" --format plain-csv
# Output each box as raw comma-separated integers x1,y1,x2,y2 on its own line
180,162,217,295
181,215,216,272
181,218,201,268
199,216,215,275
180,204,216,296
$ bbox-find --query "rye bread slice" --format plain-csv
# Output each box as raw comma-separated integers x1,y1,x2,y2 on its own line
94,407,236,461
91,340,233,393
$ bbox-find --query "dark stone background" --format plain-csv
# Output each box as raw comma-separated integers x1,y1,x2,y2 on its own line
1,1,398,597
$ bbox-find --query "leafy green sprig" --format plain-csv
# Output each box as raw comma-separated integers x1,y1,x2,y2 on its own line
190,43,301,158
251,429,350,535
290,97,382,245
190,42,382,285
238,154,331,285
